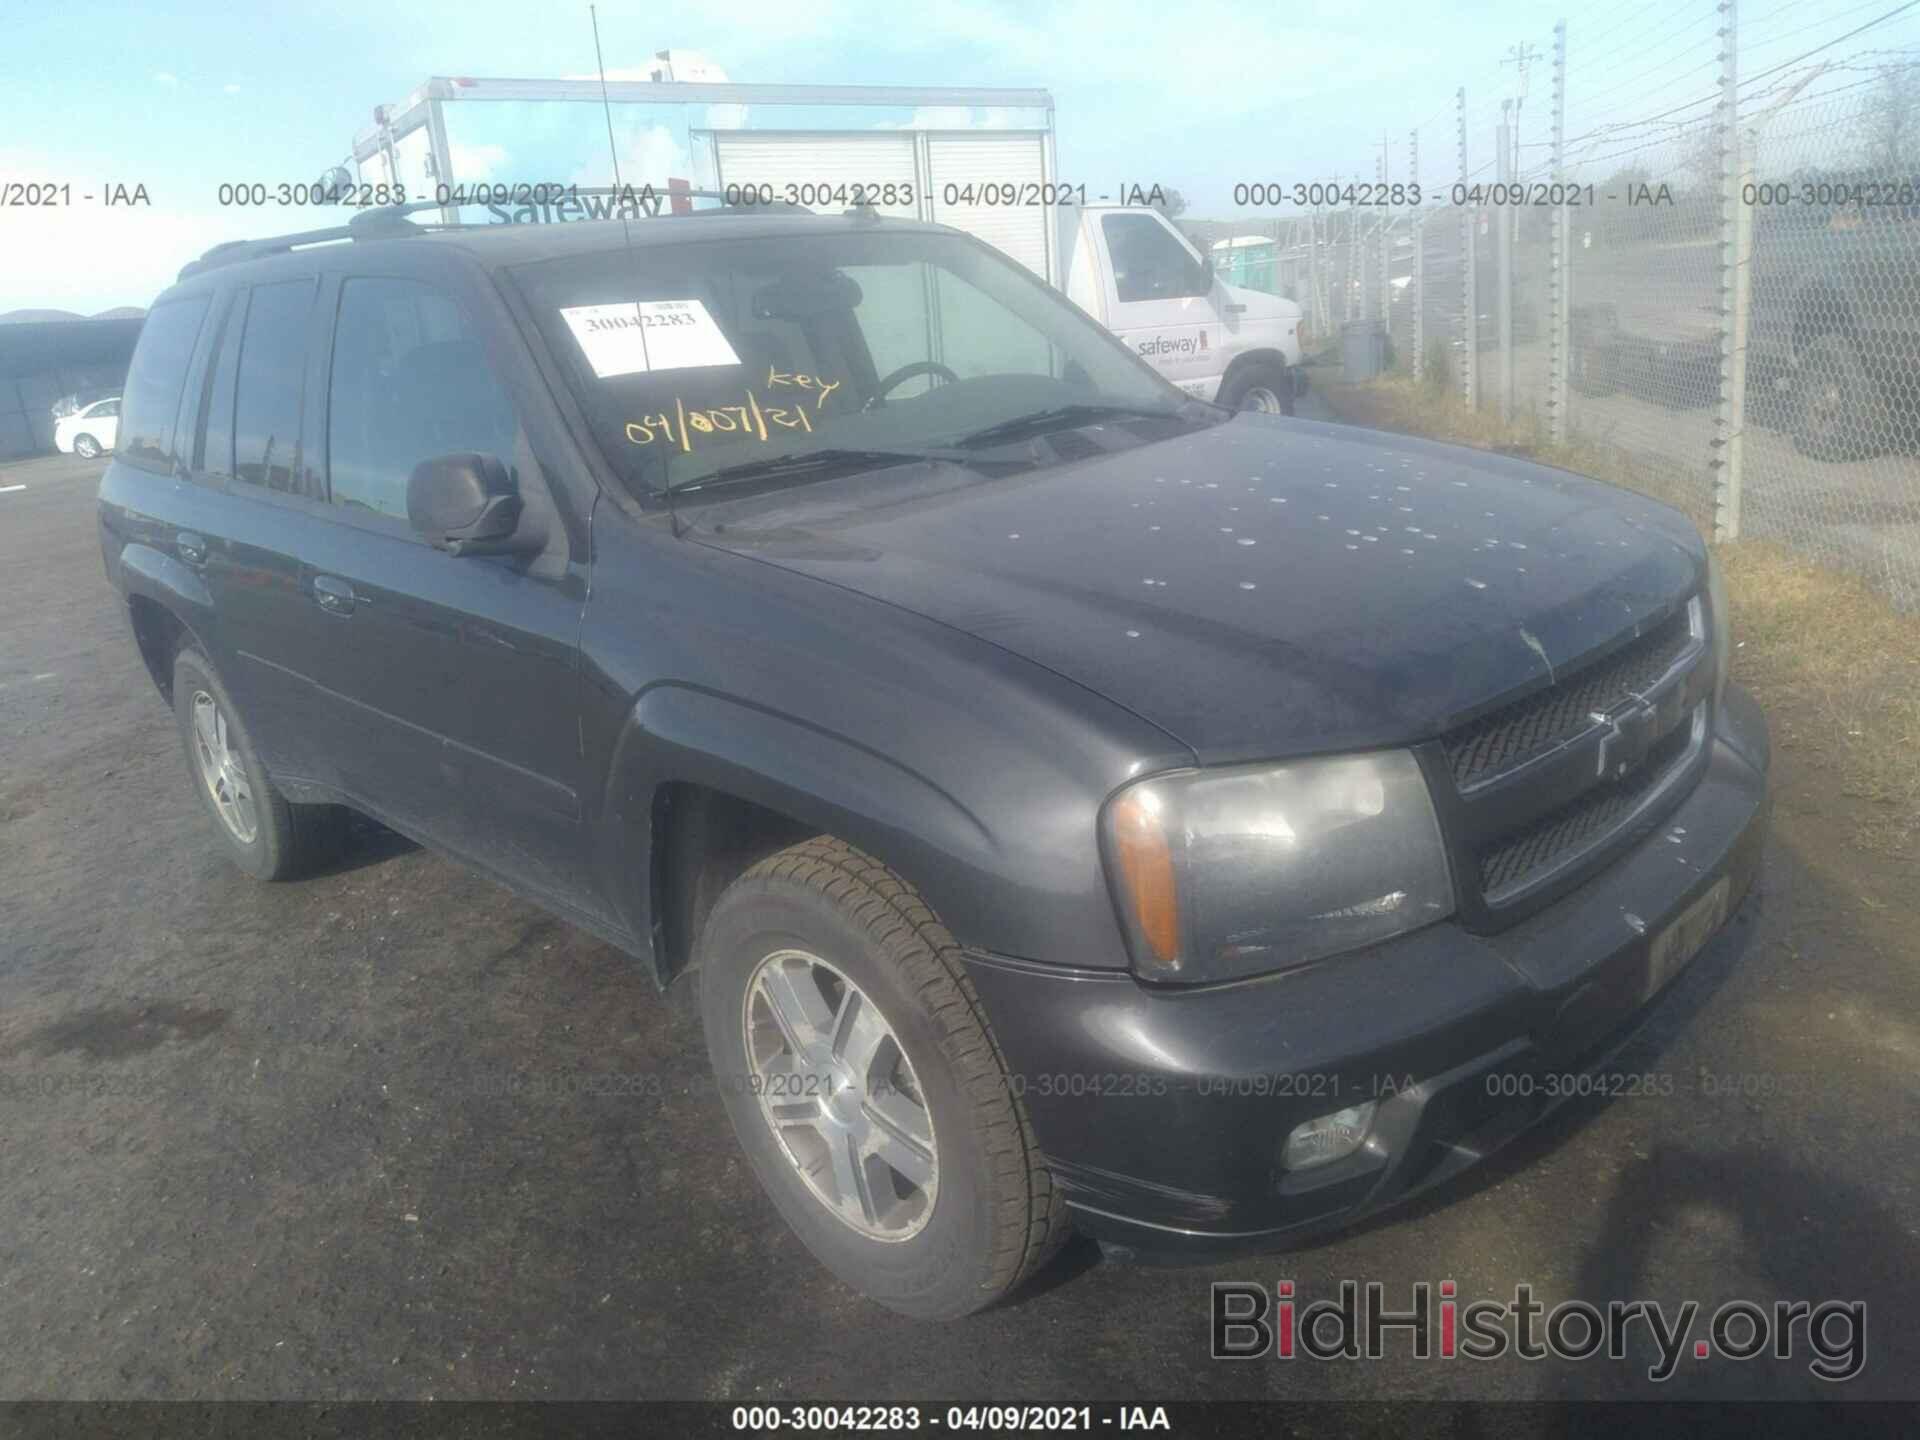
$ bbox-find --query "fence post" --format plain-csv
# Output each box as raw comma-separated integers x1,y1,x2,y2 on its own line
1549,19,1569,446
1459,87,1478,409
1411,128,1424,383
1714,0,1745,540
1347,199,1358,323
1379,137,1392,335
1496,114,1514,423
1307,206,1323,337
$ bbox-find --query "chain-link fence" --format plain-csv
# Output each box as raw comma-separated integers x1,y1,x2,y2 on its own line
1281,3,1920,610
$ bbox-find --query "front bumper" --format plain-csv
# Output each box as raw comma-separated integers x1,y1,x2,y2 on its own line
963,685,1770,1260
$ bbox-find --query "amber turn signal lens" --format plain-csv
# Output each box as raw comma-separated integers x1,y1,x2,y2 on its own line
1109,789,1181,970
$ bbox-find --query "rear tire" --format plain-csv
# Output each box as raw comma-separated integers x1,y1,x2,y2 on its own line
1219,361,1295,416
172,646,347,880
697,838,1069,1319
73,434,101,459
1793,332,1882,461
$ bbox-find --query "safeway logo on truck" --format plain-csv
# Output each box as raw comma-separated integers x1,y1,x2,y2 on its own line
1137,331,1209,359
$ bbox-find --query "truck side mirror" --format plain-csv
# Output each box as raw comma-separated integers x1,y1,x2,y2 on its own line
407,452,534,557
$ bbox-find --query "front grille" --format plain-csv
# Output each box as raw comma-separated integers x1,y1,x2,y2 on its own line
1478,717,1696,898
1442,608,1695,789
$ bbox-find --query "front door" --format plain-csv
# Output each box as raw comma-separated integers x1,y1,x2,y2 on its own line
292,272,597,917
1096,210,1225,398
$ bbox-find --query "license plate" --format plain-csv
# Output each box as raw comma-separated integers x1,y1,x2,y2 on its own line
1645,877,1730,1000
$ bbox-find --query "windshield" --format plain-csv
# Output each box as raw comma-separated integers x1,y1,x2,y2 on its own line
508,227,1201,499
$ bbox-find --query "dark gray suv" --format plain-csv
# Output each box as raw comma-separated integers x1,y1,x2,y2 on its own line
99,203,1769,1318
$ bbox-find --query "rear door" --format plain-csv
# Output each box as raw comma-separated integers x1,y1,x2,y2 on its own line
184,274,337,783
925,134,1053,279
1094,209,1226,397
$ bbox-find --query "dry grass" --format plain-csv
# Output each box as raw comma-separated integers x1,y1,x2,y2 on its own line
1316,374,1920,857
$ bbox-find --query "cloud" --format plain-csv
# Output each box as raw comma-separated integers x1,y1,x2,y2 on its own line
566,123,689,190
152,71,179,87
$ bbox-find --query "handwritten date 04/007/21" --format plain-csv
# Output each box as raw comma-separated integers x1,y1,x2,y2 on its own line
625,368,842,452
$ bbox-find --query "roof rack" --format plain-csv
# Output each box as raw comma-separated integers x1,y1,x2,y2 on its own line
175,186,810,281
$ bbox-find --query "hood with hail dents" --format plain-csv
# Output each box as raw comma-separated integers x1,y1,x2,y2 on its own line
686,414,1707,763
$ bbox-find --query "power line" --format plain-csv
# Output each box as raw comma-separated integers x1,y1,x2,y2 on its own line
1742,0,1915,54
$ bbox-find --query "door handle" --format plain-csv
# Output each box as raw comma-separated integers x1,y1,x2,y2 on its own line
175,531,208,567
312,574,356,617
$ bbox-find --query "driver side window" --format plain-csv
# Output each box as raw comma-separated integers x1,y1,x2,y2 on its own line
327,277,522,521
1101,213,1208,303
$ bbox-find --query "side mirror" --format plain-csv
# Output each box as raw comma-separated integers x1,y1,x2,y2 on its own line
406,453,531,557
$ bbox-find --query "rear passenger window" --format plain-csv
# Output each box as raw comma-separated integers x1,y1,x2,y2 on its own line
327,277,520,520
233,279,316,493
117,295,211,473
194,292,242,480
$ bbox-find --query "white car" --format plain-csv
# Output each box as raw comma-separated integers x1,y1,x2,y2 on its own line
54,397,120,458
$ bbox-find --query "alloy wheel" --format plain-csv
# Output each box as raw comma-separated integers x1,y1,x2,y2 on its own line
190,690,258,844
741,948,938,1240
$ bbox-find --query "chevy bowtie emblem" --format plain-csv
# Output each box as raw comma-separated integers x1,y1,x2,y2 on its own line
1593,700,1659,781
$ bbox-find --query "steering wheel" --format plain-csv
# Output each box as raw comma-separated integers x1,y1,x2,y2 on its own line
865,360,960,409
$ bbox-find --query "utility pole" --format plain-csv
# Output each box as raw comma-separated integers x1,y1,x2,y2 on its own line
1503,41,1537,249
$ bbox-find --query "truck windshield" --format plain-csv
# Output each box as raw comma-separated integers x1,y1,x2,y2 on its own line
507,227,1200,500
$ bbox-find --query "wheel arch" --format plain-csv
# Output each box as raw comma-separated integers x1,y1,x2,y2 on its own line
1218,347,1294,396
603,684,1001,989
117,548,215,705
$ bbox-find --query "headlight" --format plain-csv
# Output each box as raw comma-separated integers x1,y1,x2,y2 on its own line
1102,751,1455,985
1705,549,1731,708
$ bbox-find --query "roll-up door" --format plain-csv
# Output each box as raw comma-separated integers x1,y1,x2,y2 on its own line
926,134,1051,279
713,134,919,217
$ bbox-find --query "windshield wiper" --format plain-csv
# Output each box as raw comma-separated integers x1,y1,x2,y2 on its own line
665,447,968,497
949,403,1189,450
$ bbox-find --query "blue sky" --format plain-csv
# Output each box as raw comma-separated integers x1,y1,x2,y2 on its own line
4,0,1914,312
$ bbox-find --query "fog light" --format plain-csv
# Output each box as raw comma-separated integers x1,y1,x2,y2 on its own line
1282,1101,1377,1172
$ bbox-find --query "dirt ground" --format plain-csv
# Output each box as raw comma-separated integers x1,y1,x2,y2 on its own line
3,447,1918,1403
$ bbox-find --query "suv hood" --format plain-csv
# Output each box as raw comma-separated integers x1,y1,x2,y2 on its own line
688,415,1705,763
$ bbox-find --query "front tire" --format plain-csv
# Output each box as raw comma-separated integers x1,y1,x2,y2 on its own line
1218,361,1295,415
73,434,101,459
172,646,347,880
698,838,1069,1319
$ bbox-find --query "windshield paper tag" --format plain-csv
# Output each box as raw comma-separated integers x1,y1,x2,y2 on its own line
560,300,742,378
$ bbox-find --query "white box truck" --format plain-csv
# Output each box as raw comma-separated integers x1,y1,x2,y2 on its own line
346,75,1303,411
